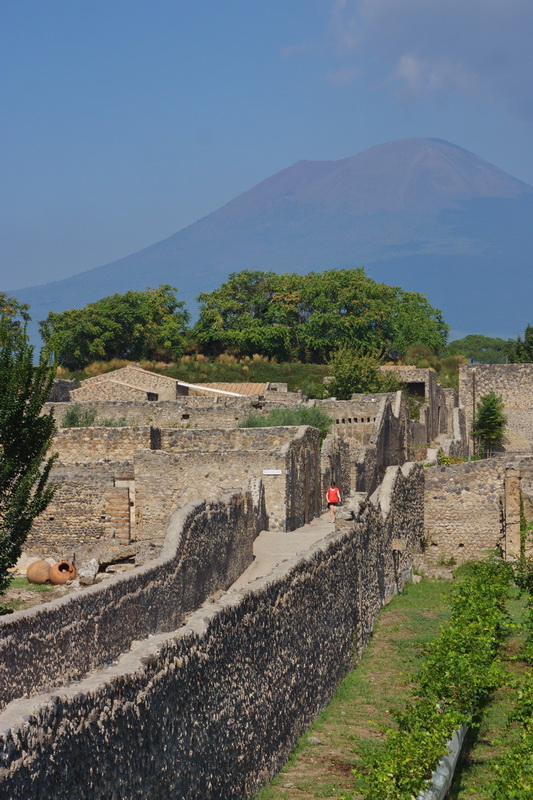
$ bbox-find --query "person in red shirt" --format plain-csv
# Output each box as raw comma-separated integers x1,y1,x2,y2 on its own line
326,481,341,523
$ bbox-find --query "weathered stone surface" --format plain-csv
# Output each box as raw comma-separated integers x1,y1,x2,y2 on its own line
0,463,424,800
77,558,99,586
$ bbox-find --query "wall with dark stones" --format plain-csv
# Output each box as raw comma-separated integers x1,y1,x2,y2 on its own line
0,464,424,800
0,490,263,711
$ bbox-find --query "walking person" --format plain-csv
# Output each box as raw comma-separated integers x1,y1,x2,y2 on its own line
326,481,341,523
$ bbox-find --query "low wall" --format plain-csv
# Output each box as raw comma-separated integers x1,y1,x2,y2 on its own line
0,464,424,800
424,459,505,564
0,489,263,711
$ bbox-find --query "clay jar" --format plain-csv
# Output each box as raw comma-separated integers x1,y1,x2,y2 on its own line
26,560,51,585
49,561,77,585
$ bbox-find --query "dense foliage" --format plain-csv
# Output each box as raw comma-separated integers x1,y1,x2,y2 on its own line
473,391,507,457
193,269,448,362
448,334,509,364
0,322,57,593
345,558,513,800
327,347,401,400
507,323,533,363
39,285,189,370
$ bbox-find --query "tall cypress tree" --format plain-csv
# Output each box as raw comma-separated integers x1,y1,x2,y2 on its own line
473,391,507,458
0,321,57,592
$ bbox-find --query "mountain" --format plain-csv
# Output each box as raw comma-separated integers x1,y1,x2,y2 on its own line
10,138,533,342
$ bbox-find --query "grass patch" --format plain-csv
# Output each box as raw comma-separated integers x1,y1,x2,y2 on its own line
9,576,53,591
255,579,452,799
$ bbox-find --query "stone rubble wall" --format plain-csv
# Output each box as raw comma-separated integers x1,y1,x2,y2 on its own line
459,364,533,453
51,426,154,462
26,461,133,558
0,489,264,712
423,459,505,564
134,425,321,535
45,396,309,430
315,393,409,494
0,464,424,800
70,380,158,403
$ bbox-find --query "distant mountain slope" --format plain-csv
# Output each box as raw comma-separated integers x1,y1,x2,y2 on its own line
10,138,533,341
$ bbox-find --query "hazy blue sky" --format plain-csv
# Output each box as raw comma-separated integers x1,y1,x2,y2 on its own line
2,0,533,290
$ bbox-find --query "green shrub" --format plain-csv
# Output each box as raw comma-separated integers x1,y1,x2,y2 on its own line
62,403,127,428
238,407,333,442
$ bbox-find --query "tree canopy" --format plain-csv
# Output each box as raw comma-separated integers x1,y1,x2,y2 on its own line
0,293,30,334
328,347,401,400
448,334,509,364
39,286,190,370
193,268,448,363
507,324,533,364
0,321,57,592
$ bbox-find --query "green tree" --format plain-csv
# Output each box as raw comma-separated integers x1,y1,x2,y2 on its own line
194,268,448,363
39,285,190,370
448,334,509,364
327,347,401,400
0,322,57,593
507,324,533,363
473,391,507,458
0,293,30,334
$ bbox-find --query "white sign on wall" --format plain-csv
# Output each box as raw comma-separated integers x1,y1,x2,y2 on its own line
262,469,282,475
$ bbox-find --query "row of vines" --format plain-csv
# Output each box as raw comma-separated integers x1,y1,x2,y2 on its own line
340,557,533,799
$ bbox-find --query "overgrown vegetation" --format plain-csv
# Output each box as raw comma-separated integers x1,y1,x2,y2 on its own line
327,347,402,399
193,269,449,362
239,407,333,442
62,403,127,428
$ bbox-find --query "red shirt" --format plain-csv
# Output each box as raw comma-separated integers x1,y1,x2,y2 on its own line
327,487,340,503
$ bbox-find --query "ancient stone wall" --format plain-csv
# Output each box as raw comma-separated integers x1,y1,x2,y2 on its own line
26,461,134,557
314,393,408,494
0,464,424,800
45,396,302,430
320,435,351,509
70,379,159,402
51,427,153,462
459,364,533,453
0,490,263,711
423,459,505,564
134,426,321,536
